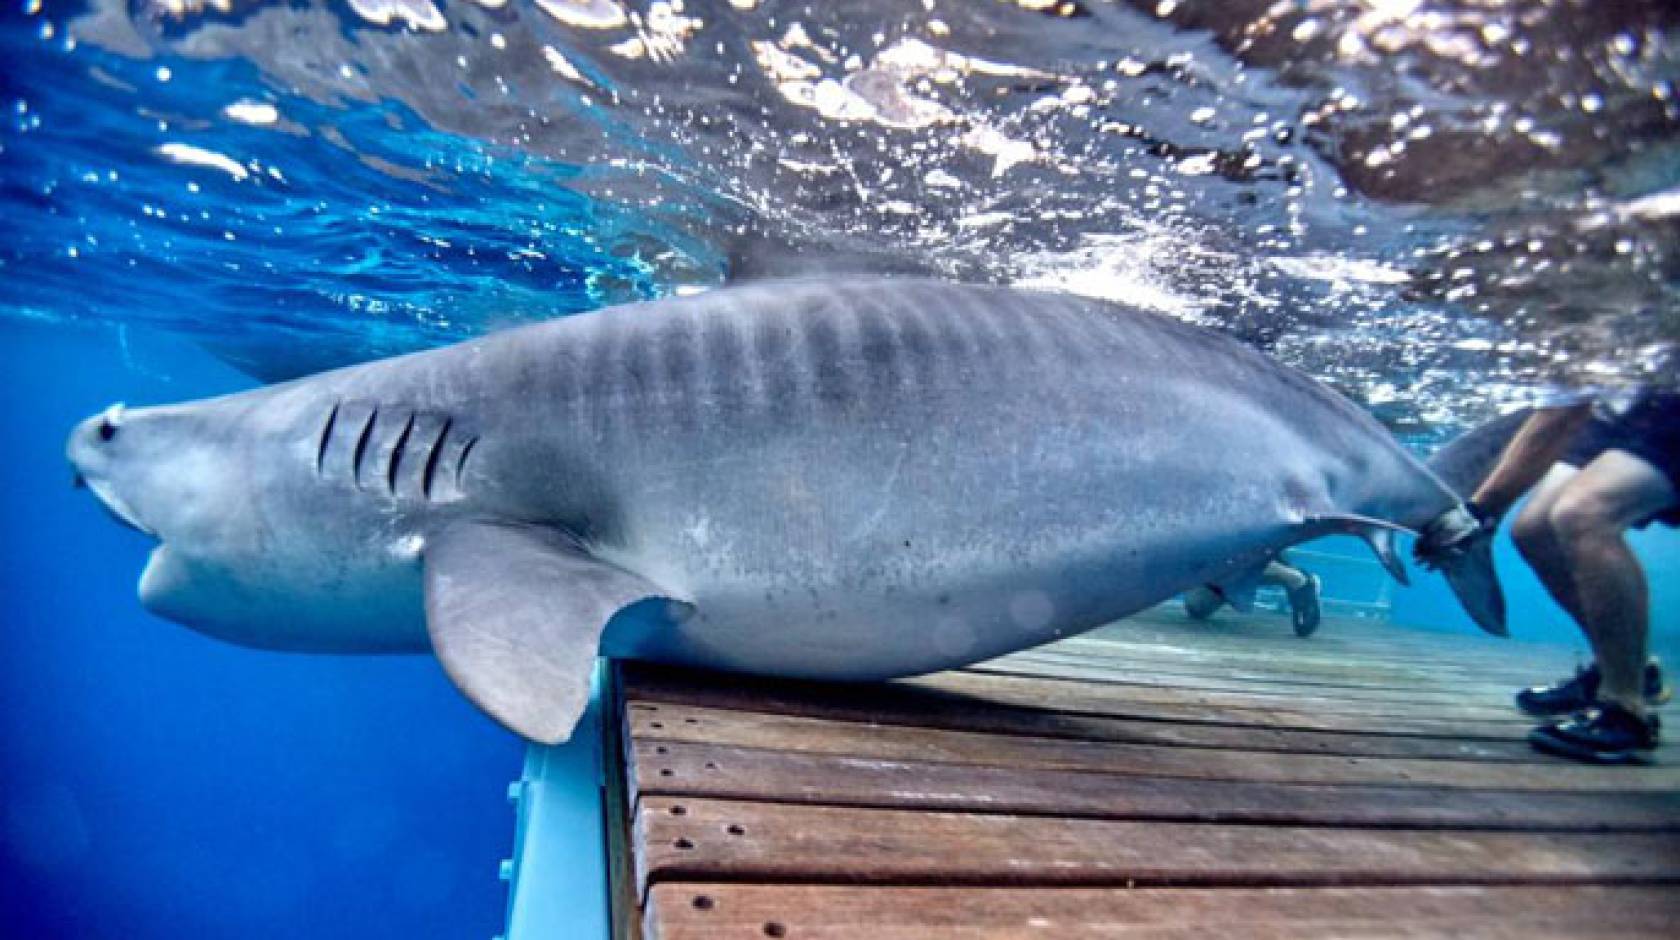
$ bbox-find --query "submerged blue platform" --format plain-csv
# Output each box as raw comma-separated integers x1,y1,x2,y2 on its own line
500,663,611,940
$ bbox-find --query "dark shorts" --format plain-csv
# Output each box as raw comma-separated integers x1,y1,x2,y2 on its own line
1561,391,1680,528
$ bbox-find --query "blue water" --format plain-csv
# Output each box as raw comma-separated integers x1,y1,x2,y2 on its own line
0,321,523,938
3,0,1677,936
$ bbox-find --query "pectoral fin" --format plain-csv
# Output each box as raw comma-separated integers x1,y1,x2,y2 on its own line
423,521,691,744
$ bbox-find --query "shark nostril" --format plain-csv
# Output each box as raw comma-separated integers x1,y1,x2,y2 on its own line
72,472,86,489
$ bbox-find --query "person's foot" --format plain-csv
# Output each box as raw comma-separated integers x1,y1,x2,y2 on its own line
1515,659,1670,716
1528,703,1661,764
1288,574,1322,638
1183,586,1222,621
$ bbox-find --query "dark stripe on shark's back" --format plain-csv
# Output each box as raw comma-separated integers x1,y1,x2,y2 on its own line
852,292,906,403
929,286,981,372
583,311,627,444
957,288,1014,381
621,315,655,410
753,311,799,423
657,310,700,430
804,305,850,410
698,299,748,424
894,290,942,392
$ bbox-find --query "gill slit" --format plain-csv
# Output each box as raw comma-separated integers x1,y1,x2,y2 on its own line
420,416,452,500
386,413,416,494
455,436,478,490
315,401,340,475
351,405,378,487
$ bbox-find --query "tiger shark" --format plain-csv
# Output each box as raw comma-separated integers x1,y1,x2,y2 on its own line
68,279,1503,743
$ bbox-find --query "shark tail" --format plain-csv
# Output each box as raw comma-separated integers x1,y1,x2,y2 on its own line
1438,533,1508,637
1422,412,1529,637
1423,408,1533,512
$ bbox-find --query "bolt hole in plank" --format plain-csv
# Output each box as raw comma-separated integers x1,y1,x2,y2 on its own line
621,614,1680,936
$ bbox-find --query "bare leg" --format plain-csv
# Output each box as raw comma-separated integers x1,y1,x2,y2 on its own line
1263,558,1320,637
1510,465,1588,625
1261,560,1308,590
1545,451,1677,715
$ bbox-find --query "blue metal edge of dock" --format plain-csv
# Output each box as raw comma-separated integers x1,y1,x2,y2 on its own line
499,661,611,940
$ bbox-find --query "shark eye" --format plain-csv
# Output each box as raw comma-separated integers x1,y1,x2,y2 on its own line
96,404,125,441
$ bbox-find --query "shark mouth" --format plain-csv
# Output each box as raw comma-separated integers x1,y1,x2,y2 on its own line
85,478,158,540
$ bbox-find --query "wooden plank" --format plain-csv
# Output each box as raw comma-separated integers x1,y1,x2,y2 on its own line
635,797,1680,890
1062,621,1583,681
645,884,1680,940
976,659,1678,723
626,704,1680,791
1087,612,1578,662
622,669,1552,761
1000,648,1570,702
970,660,1561,715
1051,632,1568,679
624,664,1538,740
943,669,1540,724
921,671,1541,737
630,740,1680,831
999,653,1504,699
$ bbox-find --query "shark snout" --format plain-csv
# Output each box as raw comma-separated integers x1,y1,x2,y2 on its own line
68,403,157,537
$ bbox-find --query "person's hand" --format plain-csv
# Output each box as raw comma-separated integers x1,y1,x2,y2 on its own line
1413,501,1491,570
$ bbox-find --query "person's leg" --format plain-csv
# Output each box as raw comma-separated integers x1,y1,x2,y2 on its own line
1261,560,1307,590
1262,559,1321,638
1545,450,1678,715
1510,464,1588,625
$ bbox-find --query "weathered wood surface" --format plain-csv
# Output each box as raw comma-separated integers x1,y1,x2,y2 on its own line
635,796,1680,888
630,740,1680,830
645,884,1680,939
624,703,1680,789
614,609,1680,939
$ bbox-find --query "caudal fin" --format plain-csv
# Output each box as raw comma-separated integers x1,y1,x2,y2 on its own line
1423,412,1527,637
1438,526,1509,637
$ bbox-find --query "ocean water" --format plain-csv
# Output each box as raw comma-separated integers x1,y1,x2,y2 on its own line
2,0,1677,937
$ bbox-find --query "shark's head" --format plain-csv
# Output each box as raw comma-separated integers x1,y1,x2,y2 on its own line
68,400,262,632
69,396,430,651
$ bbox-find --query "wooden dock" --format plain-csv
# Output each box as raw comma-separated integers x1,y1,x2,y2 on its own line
605,608,1680,938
